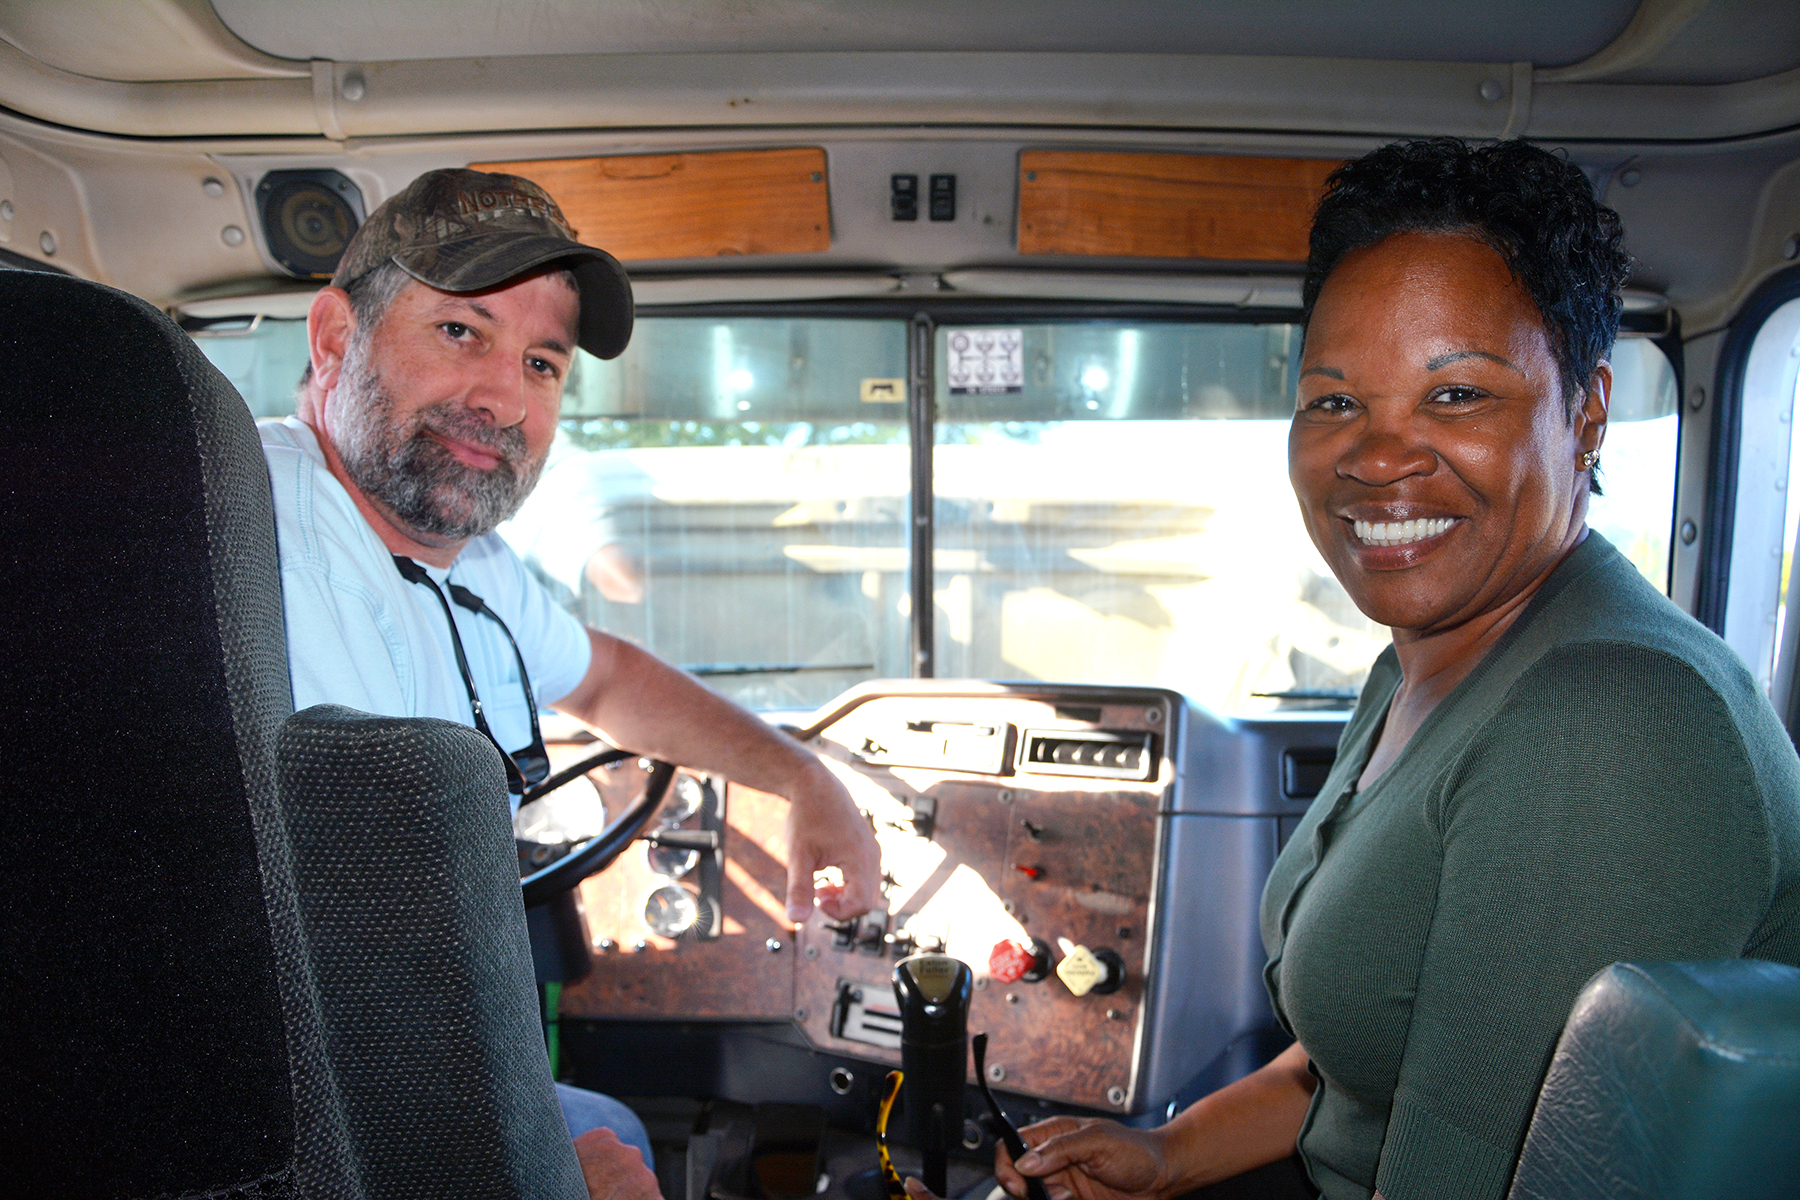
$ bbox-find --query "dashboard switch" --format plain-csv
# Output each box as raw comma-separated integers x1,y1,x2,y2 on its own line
988,937,1050,984
1055,941,1125,997
857,912,891,955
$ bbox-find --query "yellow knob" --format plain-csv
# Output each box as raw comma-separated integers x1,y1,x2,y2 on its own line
1056,944,1104,997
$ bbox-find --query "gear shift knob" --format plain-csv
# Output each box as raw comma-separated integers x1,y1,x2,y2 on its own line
892,953,973,1196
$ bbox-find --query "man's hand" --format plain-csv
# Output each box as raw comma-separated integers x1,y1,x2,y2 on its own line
574,1128,662,1200
782,759,881,923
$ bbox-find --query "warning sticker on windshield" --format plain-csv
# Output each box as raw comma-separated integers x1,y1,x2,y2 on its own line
946,328,1024,395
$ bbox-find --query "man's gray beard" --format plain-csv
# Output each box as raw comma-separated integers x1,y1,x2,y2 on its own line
329,342,546,541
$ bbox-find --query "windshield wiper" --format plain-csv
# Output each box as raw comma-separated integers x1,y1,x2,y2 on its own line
682,661,876,677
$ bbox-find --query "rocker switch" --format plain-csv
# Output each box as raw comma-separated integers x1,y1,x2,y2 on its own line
928,174,956,221
891,174,919,221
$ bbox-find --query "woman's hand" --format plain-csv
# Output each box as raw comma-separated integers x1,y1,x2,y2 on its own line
993,1117,1173,1200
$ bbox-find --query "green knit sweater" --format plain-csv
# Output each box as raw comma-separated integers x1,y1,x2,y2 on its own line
1259,532,1800,1200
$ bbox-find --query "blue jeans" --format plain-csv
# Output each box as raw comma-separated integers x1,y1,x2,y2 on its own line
556,1082,655,1169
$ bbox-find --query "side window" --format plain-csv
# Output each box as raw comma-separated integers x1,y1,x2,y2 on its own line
1723,296,1800,694
191,316,309,418
1586,337,1680,591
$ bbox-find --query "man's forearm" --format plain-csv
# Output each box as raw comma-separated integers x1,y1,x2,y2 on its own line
553,629,824,797
552,628,880,921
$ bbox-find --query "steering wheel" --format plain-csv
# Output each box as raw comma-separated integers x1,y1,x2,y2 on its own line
517,746,677,907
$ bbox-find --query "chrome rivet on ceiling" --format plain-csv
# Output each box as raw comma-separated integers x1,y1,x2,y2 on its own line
1680,520,1698,546
341,72,366,102
1107,1086,1127,1107
987,1063,1006,1082
1479,79,1505,102
38,231,55,255
766,937,784,953
221,225,245,247
202,177,225,198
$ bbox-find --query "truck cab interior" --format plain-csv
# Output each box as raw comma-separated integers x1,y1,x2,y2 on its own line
3,2,1800,1197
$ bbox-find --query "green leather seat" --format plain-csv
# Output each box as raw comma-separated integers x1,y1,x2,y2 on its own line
1508,959,1800,1200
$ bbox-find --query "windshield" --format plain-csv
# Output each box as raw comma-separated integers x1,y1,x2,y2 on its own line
193,311,1678,713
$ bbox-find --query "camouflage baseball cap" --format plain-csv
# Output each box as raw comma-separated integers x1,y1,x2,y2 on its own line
332,167,633,359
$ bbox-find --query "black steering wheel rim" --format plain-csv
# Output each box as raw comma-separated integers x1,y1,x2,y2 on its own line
519,748,677,907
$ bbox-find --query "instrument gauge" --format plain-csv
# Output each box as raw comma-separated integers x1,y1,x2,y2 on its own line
662,773,708,823
643,883,701,938
647,842,701,878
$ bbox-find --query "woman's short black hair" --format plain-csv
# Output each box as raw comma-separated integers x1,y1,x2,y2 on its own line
1303,138,1632,415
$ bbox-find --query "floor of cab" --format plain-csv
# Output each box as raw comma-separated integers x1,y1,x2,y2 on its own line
627,1096,1000,1200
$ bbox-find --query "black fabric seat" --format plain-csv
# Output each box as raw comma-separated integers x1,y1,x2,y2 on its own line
0,269,584,1198
1508,959,1800,1200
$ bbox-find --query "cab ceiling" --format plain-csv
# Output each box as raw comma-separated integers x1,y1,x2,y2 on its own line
207,0,1640,69
0,0,1797,332
1,0,1797,142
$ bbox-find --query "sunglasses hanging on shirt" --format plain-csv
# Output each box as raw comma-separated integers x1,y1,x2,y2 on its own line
392,555,626,803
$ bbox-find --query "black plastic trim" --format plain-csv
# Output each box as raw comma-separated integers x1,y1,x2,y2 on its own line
0,246,71,275
1648,310,1685,596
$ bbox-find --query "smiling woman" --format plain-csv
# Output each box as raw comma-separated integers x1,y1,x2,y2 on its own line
1292,231,1602,636
1289,229,1608,780
977,138,1800,1200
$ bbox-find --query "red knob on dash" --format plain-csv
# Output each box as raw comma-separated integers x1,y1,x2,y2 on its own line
989,938,1037,984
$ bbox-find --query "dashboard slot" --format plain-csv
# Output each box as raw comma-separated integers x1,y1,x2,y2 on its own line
1280,747,1337,799
856,720,1013,774
830,981,904,1050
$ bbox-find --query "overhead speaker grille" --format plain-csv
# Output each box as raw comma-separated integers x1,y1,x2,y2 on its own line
255,169,364,279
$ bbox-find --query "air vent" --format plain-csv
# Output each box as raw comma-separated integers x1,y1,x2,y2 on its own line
1020,729,1155,781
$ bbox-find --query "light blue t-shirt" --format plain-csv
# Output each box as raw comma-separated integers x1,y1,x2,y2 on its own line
260,417,592,764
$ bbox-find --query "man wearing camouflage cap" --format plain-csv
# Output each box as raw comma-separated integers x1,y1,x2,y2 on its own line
261,169,881,1198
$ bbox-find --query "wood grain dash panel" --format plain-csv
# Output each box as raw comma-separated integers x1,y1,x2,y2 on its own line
559,774,796,1021
791,772,1158,1112
1018,151,1340,262
471,148,831,262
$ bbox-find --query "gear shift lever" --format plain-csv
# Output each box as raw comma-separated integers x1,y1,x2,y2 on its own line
892,953,972,1196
